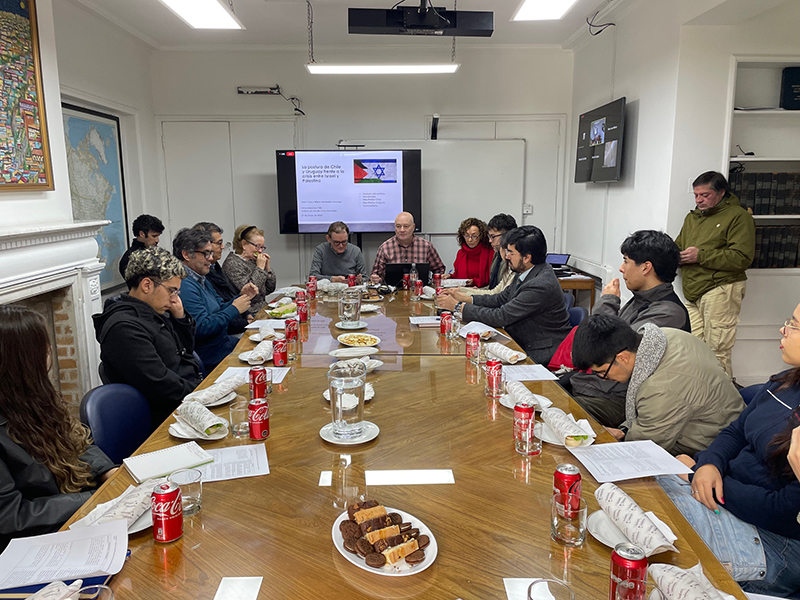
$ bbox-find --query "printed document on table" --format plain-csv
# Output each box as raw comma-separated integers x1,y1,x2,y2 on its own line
458,322,511,341
245,319,291,330
409,316,440,326
503,365,558,381
0,520,128,589
567,440,692,483
200,443,270,482
216,367,290,384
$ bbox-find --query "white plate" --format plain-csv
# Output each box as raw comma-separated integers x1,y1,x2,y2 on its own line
169,417,229,441
238,351,272,364
331,506,438,577
202,390,238,408
498,393,549,411
587,510,629,549
338,334,381,347
534,421,563,446
319,421,380,446
323,382,375,402
129,510,152,534
360,304,380,313
249,332,285,343
329,347,380,359
361,296,384,302
336,321,368,330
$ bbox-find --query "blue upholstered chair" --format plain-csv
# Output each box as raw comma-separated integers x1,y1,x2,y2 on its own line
79,384,152,464
739,383,767,406
568,306,588,328
563,291,575,310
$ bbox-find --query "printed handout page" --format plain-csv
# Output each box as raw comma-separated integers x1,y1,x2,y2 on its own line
295,151,404,233
200,443,270,483
215,367,290,385
409,316,440,327
567,440,693,483
245,319,289,330
0,520,127,589
503,365,558,381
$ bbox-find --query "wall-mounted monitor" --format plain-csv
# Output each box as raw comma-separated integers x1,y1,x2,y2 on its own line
276,149,422,234
574,97,626,183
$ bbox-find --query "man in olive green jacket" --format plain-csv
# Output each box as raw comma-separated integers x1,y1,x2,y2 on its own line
675,171,755,376
572,315,744,456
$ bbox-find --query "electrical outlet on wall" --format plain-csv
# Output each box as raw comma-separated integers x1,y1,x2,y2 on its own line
522,204,533,215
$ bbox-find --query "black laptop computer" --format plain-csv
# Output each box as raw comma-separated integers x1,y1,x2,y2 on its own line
384,262,431,287
545,253,572,277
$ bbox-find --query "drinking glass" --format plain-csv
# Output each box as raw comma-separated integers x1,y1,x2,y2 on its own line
328,361,367,439
69,585,114,600
287,338,297,362
229,399,249,438
527,579,575,600
447,313,461,340
615,580,653,600
168,468,203,516
550,494,587,546
485,369,506,399
338,289,362,325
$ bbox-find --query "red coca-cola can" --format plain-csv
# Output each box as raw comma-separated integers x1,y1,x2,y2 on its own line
248,398,270,440
553,463,582,499
306,278,317,299
297,300,308,323
402,273,410,290
440,311,453,335
347,274,356,287
435,286,444,297
513,402,537,455
152,481,183,542
285,319,298,341
295,290,306,304
249,365,268,401
485,359,503,397
273,339,288,366
433,273,442,288
610,543,648,600
413,279,423,297
465,332,480,359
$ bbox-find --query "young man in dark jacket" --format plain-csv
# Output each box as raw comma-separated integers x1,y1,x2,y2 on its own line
94,247,203,430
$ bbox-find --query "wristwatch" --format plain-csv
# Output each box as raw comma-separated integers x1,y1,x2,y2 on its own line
455,301,464,320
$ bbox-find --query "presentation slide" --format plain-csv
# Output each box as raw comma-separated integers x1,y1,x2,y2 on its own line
295,151,404,233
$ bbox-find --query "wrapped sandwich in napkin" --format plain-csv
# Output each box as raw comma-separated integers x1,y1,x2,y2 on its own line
249,340,273,364
275,286,305,298
267,302,296,318
258,323,280,341
422,286,436,299
539,406,595,447
176,400,228,437
506,381,553,409
183,373,247,406
594,483,679,556
649,564,736,600
484,342,525,364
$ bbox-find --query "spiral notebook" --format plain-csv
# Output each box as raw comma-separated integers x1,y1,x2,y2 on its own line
123,441,214,483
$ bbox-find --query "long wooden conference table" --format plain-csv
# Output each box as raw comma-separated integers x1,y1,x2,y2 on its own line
65,292,747,600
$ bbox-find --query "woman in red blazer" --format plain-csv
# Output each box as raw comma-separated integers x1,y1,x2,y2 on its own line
451,218,494,288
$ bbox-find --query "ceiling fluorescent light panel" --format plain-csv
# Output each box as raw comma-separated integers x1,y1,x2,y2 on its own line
306,64,459,75
512,0,580,21
159,0,245,29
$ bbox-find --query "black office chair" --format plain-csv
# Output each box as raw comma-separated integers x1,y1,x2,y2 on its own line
80,384,152,464
568,307,588,327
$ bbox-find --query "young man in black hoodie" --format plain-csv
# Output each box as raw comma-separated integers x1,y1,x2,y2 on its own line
94,247,203,430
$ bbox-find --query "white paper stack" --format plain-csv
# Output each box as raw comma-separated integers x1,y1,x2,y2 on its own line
540,406,596,447
507,381,553,408
649,563,737,600
184,373,247,405
485,342,525,364
594,483,678,555
176,400,228,438
249,340,273,364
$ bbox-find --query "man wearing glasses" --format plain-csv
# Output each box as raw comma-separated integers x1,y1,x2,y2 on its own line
94,247,203,430
571,314,743,455
174,228,257,371
309,221,367,284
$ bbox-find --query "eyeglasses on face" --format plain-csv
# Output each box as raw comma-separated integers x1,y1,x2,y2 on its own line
596,358,617,380
211,239,231,249
488,233,504,241
783,317,800,332
150,278,180,297
463,234,481,241
244,239,266,252
193,250,214,259
330,239,349,246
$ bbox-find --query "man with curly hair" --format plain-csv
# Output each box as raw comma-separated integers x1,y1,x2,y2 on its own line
94,247,203,430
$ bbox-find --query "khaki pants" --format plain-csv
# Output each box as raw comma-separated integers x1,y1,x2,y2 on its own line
686,280,746,377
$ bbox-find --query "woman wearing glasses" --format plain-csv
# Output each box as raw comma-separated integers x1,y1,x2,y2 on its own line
0,306,117,551
450,218,493,288
659,308,800,597
223,224,277,314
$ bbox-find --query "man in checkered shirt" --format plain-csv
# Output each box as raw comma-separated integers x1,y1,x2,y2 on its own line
370,212,446,283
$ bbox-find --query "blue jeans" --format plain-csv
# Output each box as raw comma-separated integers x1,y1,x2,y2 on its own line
658,475,800,597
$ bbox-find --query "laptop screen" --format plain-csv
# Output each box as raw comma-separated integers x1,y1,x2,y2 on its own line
546,253,570,266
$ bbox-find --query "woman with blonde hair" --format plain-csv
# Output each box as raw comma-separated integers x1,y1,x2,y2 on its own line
451,217,493,288
222,224,277,314
0,306,116,551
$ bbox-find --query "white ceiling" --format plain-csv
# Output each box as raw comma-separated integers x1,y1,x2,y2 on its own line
68,0,618,50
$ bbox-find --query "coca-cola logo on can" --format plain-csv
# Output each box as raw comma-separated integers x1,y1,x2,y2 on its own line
296,290,306,302
285,320,298,340
249,400,269,422
151,495,183,518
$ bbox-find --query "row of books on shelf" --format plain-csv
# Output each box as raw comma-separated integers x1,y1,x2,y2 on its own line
753,226,800,269
728,171,800,215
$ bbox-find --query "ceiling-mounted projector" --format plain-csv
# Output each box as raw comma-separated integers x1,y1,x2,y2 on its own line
348,4,494,37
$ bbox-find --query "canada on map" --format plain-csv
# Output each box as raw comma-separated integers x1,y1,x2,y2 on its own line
63,113,127,287
0,0,49,185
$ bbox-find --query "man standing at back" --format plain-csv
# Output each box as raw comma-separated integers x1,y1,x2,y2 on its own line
370,212,445,283
309,221,367,283
676,171,755,376
94,247,202,430
119,214,164,278
174,228,257,372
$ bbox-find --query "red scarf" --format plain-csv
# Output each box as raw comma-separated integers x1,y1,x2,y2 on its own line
452,243,494,288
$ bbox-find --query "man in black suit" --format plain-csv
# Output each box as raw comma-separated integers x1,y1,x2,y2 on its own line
486,213,517,289
438,226,571,364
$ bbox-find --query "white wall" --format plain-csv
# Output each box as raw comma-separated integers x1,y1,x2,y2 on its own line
0,0,73,231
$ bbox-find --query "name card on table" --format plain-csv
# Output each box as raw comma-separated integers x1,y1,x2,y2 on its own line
365,469,455,486
213,577,263,600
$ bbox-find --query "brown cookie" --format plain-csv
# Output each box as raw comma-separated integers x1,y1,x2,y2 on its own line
417,534,430,550
388,513,403,525
343,537,358,554
408,528,419,539
359,514,394,535
340,520,361,539
399,522,412,532
356,538,373,557
405,550,425,564
347,504,360,520
361,500,379,509
365,552,387,568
